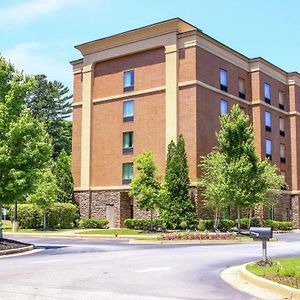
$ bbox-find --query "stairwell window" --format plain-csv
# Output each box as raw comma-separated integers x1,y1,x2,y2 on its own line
265,111,271,132
122,163,133,184
265,139,272,160
123,70,134,92
279,118,285,137
238,78,245,99
280,144,286,163
279,91,285,110
264,83,271,104
220,69,228,92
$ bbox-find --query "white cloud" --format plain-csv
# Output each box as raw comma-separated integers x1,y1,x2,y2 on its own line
3,42,72,89
0,0,83,27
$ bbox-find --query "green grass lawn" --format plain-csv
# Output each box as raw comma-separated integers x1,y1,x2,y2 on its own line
247,257,300,289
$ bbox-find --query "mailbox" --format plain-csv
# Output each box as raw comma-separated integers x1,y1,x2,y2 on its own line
249,227,273,240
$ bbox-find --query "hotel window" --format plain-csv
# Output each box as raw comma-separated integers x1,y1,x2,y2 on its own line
264,83,271,104
281,170,287,190
279,118,285,137
123,70,134,92
122,163,133,184
265,111,271,132
219,69,228,92
280,144,286,163
123,132,134,154
238,78,245,99
279,91,284,110
220,99,228,115
265,139,272,160
123,100,134,122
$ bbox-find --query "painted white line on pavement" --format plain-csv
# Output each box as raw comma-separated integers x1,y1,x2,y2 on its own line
32,259,63,264
135,267,171,273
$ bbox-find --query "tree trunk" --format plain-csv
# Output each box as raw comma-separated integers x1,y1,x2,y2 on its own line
43,209,46,230
214,207,219,231
14,201,17,222
248,208,252,229
237,207,241,233
150,210,153,232
0,203,3,239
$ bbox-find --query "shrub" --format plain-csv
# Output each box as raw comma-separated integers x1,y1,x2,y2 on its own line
79,219,109,229
197,219,214,231
264,220,293,231
160,232,236,240
123,218,165,231
219,219,235,231
10,204,42,229
47,203,79,229
236,218,260,229
10,203,79,229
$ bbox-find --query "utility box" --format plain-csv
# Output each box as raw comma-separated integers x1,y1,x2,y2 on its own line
249,227,273,240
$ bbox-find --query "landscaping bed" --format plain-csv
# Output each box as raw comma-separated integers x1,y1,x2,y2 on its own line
247,257,300,289
0,238,31,251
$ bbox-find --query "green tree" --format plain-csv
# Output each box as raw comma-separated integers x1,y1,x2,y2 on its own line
27,168,57,229
129,152,161,231
54,149,74,203
25,74,72,158
199,105,284,231
161,135,196,229
0,57,52,238
198,150,228,230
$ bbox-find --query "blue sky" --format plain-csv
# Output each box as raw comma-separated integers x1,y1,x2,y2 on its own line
1,0,300,92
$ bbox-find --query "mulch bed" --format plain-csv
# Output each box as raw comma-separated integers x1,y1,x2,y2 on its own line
264,274,300,289
0,238,31,251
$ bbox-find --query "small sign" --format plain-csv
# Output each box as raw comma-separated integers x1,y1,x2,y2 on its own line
2,208,7,216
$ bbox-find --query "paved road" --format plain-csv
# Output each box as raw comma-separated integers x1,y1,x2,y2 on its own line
1,233,300,300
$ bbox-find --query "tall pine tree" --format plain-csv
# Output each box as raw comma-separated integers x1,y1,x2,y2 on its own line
54,149,74,203
161,135,196,229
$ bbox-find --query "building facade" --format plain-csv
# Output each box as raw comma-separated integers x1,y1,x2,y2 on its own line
71,18,300,228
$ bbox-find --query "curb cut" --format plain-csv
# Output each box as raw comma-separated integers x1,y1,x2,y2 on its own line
239,263,300,300
0,245,35,256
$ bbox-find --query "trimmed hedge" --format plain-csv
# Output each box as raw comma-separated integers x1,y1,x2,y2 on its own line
264,220,293,231
236,218,260,229
46,203,79,229
124,219,165,231
10,203,79,229
10,204,42,229
79,219,109,229
197,219,235,232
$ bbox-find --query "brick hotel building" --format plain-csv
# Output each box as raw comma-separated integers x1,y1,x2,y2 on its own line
71,18,300,228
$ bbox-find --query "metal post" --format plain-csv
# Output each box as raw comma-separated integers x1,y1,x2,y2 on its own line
262,239,267,262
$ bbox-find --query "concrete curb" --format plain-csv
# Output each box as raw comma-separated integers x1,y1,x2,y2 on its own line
0,245,34,256
239,263,300,300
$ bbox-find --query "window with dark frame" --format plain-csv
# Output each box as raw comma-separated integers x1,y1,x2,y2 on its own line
238,78,245,99
220,99,228,115
265,139,272,160
123,70,134,92
265,111,271,132
219,69,228,92
123,100,134,122
122,163,133,184
264,83,271,104
279,117,285,137
280,144,286,164
279,91,285,110
123,132,134,154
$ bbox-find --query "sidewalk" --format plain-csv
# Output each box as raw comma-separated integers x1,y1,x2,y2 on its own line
221,263,300,300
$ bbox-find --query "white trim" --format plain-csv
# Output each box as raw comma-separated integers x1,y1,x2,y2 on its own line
93,86,165,104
